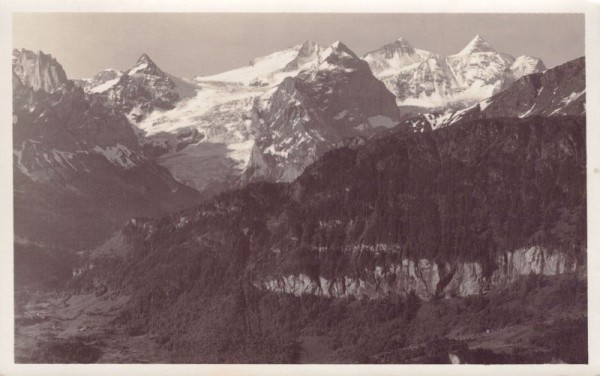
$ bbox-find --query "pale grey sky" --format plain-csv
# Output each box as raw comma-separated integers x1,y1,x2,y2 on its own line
13,13,584,79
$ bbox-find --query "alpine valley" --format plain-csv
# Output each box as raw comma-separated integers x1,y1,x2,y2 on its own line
13,34,587,365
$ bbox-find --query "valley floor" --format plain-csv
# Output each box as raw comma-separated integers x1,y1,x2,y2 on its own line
15,273,587,364
15,292,171,363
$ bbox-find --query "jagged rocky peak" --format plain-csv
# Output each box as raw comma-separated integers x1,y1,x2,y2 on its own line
128,53,164,76
12,48,71,93
363,37,432,80
137,53,153,64
378,37,417,57
456,34,496,55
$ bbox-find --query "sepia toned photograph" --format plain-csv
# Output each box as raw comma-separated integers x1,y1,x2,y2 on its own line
6,7,592,369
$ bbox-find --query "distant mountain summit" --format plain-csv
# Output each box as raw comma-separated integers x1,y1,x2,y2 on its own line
363,38,433,78
455,34,495,55
364,35,547,109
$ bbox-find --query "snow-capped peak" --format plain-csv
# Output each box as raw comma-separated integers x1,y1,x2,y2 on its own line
363,37,432,81
128,53,163,76
456,35,496,55
321,41,358,62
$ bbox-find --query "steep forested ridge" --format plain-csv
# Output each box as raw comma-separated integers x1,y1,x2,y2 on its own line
75,115,586,362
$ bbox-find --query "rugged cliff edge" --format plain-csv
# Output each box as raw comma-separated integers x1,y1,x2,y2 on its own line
259,245,581,300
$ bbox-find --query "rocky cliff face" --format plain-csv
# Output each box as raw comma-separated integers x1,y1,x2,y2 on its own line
245,41,399,182
259,245,581,300
12,49,72,93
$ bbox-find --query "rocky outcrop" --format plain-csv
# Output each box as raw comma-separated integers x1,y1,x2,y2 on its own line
258,246,581,300
12,49,72,93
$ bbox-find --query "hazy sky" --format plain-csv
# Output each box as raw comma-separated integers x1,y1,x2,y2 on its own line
13,13,584,79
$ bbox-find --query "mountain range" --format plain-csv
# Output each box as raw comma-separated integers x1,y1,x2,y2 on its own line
63,36,550,193
12,34,585,250
364,35,546,108
12,34,587,364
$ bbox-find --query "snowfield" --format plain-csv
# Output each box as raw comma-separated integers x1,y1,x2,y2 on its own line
135,81,269,190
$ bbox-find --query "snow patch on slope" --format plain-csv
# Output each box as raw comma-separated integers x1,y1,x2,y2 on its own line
89,77,120,93
196,42,324,87
561,90,585,106
128,63,148,75
368,115,396,129
93,144,137,169
518,104,536,118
